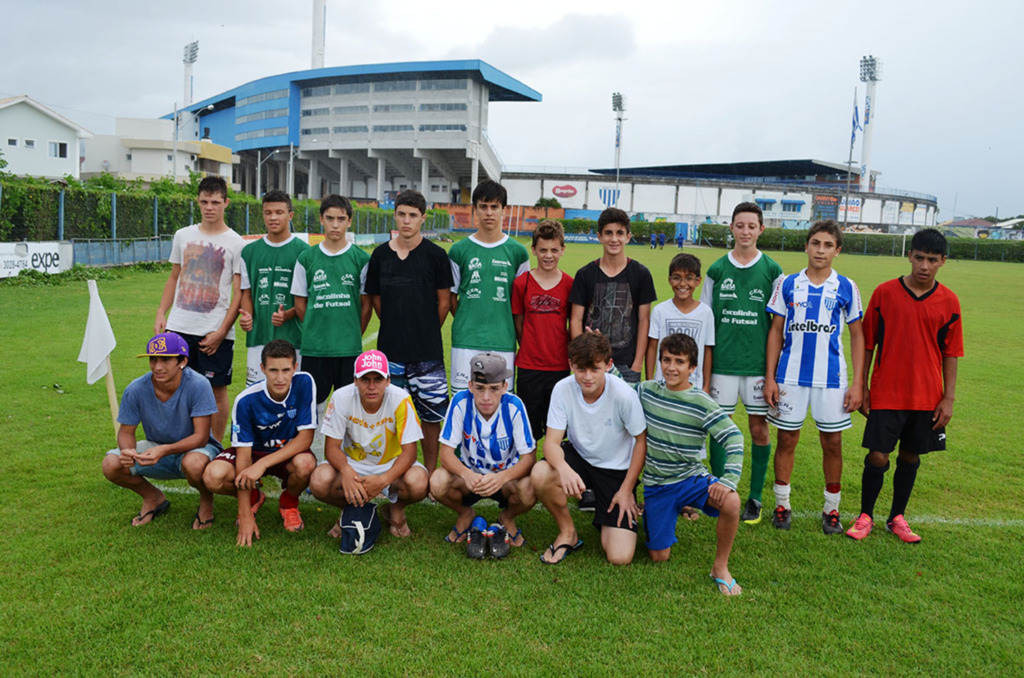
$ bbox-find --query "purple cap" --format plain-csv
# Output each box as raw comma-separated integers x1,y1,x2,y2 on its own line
137,332,189,358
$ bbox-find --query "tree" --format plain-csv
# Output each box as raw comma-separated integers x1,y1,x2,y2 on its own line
535,197,562,209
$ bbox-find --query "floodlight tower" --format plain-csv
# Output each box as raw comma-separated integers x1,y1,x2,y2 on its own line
858,55,881,193
183,41,199,107
312,0,326,69
612,92,626,207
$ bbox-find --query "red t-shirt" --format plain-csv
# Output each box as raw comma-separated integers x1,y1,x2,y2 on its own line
863,277,964,411
511,270,574,371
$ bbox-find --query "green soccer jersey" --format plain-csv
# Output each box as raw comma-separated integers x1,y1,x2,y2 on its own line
448,235,530,352
241,235,308,349
292,242,370,358
638,381,744,490
700,251,783,376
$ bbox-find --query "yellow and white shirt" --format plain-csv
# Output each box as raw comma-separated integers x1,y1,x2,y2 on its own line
321,383,423,476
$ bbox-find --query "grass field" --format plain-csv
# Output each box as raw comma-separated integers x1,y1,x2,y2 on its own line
1,238,1023,676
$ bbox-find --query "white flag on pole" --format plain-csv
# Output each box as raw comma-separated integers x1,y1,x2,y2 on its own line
77,279,117,385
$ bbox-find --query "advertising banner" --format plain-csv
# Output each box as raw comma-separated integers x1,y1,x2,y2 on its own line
0,241,75,279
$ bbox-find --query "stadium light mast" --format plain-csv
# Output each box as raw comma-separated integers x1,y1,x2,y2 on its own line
858,55,881,193
183,41,199,108
312,0,326,69
612,92,626,207
256,149,276,198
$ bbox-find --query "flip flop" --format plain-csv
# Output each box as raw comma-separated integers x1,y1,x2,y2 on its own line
444,524,471,543
192,510,215,530
540,538,583,565
131,499,170,527
508,528,525,547
709,574,741,596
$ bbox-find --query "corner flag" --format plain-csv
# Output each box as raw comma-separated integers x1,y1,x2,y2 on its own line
78,279,120,433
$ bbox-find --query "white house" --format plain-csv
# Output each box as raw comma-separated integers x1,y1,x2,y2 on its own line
0,95,92,180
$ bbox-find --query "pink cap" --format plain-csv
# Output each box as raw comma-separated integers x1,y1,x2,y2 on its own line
354,349,389,378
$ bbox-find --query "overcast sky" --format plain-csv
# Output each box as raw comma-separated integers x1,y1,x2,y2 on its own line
3,0,1021,218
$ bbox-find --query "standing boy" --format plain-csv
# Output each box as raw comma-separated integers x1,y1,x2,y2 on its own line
569,207,657,384
431,353,537,558
364,190,453,474
310,349,429,540
531,333,648,565
847,228,963,544
764,221,864,534
448,180,530,391
102,332,221,529
640,333,744,595
238,190,308,386
291,194,371,453
646,253,715,390
203,339,317,546
700,202,783,524
155,176,245,442
511,219,574,439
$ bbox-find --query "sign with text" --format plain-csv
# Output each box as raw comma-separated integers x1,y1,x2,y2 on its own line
0,241,74,279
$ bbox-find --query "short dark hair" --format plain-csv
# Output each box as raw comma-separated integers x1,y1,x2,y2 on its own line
471,180,507,207
532,220,565,247
261,339,297,365
198,176,228,200
807,219,842,248
659,333,698,367
669,253,701,277
567,332,612,369
909,228,948,255
262,189,292,212
732,202,763,225
320,194,353,218
598,208,630,233
395,189,427,215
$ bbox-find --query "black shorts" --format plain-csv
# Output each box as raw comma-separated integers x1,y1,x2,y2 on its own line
515,367,569,439
460,488,510,509
175,331,234,386
302,356,356,404
862,410,946,455
563,441,639,532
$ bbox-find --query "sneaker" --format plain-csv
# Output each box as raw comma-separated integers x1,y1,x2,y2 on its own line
771,505,791,530
279,507,304,532
845,512,874,540
822,510,843,535
886,514,922,544
741,498,762,524
487,524,511,560
466,527,488,559
579,489,596,512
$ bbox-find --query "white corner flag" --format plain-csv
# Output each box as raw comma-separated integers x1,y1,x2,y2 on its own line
78,280,117,384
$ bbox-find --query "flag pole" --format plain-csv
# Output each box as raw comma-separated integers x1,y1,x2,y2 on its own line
104,355,119,437
843,86,858,228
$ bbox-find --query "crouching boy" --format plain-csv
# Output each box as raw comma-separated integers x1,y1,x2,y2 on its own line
310,349,429,539
640,333,744,595
431,352,536,559
531,332,648,565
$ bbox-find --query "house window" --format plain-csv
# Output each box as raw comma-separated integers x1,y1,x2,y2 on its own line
374,80,416,92
49,142,69,158
373,104,415,113
781,202,802,213
301,85,331,97
301,107,330,117
334,82,370,95
372,124,414,133
420,79,467,91
24,139,36,149
126,154,132,160
333,126,369,134
167,154,173,161
6,138,16,147
300,127,329,136
420,103,467,112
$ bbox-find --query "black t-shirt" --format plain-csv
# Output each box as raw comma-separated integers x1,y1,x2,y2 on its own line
568,259,658,367
365,238,454,363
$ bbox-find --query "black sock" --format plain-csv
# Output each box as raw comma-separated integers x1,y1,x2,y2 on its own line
860,454,889,518
888,459,920,522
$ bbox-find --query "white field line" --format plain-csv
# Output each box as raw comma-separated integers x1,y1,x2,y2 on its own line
362,331,377,346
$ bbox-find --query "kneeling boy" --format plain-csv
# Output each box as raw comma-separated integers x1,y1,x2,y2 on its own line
310,349,429,539
203,339,317,546
640,333,744,595
431,352,536,558
531,333,647,565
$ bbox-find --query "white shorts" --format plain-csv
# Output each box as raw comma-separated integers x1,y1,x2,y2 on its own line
768,384,852,432
708,374,767,415
450,348,515,392
316,459,427,503
246,346,302,386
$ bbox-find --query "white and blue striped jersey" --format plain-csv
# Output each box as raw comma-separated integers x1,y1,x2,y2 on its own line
767,270,862,388
439,390,535,474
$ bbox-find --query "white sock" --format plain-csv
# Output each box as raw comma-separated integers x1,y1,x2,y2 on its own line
774,483,791,510
823,489,841,514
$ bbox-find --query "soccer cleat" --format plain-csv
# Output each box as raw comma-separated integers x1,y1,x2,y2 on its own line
822,510,843,535
771,505,791,530
886,514,922,544
845,513,874,540
279,507,304,532
741,498,763,524
579,489,596,512
487,524,511,560
466,527,488,559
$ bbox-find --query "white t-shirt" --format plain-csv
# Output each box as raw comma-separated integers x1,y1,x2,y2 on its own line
546,372,647,470
648,300,716,386
166,224,245,340
320,383,423,476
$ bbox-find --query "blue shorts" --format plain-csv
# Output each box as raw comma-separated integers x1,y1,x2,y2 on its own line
389,360,449,423
106,440,221,480
643,475,720,551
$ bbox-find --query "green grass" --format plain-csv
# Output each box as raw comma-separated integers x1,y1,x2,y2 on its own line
1,239,1022,676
